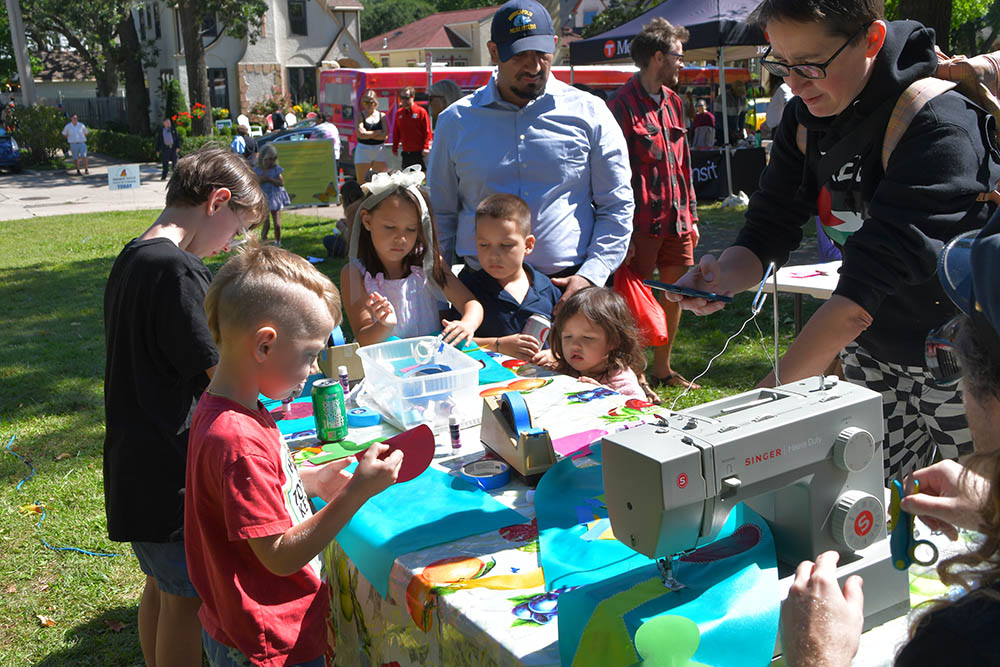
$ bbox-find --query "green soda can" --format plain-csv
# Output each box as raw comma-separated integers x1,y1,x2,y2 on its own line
311,378,349,442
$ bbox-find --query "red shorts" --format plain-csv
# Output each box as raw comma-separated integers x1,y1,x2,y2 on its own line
628,231,696,280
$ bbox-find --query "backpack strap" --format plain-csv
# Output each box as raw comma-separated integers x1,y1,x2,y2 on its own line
881,77,957,172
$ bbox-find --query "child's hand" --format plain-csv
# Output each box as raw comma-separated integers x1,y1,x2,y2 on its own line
578,376,602,387
367,292,397,328
530,349,558,369
351,442,402,498
440,319,475,347
309,458,354,501
499,334,540,360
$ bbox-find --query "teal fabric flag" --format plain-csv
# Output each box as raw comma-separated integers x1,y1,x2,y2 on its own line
557,505,779,667
313,465,526,597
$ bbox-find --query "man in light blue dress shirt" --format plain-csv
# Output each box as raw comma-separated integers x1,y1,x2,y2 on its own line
427,0,634,303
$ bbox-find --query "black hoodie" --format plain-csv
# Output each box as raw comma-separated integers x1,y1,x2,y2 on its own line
735,20,1000,366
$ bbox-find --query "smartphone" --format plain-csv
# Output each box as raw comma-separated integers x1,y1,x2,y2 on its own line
644,280,733,303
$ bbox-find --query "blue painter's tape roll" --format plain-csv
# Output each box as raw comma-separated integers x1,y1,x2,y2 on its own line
402,363,452,378
500,391,533,436
347,406,381,428
461,460,511,490
329,325,346,347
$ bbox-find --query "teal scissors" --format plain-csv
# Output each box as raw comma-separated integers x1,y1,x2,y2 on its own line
888,477,939,570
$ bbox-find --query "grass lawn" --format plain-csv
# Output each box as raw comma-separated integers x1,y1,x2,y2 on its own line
0,203,819,665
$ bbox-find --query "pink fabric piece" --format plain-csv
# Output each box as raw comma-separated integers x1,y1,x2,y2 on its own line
552,429,608,457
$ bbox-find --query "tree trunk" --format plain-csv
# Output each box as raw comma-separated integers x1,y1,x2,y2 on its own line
896,0,953,52
177,0,213,136
117,11,150,135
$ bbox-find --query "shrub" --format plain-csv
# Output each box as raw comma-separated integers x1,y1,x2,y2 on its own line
164,78,187,121
88,129,157,162
11,105,67,167
179,136,225,156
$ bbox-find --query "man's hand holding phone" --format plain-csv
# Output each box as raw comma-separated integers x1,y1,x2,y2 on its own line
661,255,732,315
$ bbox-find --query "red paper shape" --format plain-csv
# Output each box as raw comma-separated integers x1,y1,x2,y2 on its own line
356,424,435,484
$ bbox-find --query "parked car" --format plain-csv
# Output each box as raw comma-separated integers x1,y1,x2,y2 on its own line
0,127,22,173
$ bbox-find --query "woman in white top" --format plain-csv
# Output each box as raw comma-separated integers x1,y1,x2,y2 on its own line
354,90,388,180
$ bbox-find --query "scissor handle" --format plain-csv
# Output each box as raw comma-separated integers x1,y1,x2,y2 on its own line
909,539,939,567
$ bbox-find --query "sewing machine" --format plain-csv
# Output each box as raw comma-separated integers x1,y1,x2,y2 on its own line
602,376,911,634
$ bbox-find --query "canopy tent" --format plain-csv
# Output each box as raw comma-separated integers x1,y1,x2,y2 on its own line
569,0,768,197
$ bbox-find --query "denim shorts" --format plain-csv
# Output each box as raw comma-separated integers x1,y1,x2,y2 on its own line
202,629,325,667
131,540,199,598
69,142,87,159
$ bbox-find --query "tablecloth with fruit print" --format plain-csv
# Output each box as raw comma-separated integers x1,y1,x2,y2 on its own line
307,363,667,666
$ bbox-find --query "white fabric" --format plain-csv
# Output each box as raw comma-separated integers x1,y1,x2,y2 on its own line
354,260,441,339
766,83,793,131
62,121,88,144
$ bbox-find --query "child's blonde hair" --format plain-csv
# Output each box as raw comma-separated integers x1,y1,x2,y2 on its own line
258,143,279,169
205,242,342,345
551,287,646,377
166,144,269,227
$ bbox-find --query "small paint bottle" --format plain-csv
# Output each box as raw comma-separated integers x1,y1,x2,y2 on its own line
338,365,350,394
449,416,461,450
281,397,293,416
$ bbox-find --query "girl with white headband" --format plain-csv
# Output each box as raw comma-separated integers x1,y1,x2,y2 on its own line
341,167,483,346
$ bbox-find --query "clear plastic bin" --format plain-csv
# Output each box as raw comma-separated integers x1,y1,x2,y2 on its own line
356,337,481,432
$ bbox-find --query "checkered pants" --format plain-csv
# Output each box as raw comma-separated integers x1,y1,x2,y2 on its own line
841,343,972,482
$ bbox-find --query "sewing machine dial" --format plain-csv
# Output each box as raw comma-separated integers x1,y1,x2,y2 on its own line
831,490,885,551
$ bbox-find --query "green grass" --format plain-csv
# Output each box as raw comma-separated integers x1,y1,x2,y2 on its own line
0,204,819,664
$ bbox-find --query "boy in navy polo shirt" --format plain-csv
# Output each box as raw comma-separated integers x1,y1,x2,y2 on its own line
460,194,561,359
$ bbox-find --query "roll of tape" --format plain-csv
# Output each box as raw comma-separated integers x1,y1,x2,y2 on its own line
461,460,511,490
402,363,452,378
347,406,381,428
500,391,532,436
329,325,346,346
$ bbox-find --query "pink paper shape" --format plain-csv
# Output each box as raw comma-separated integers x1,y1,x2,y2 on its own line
552,429,608,457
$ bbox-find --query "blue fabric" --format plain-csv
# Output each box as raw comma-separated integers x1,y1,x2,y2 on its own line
259,375,323,438
427,74,634,286
557,506,779,667
457,266,561,339
313,465,525,597
535,446,653,591
816,215,843,261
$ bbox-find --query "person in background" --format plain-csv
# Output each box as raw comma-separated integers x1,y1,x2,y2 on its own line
392,86,432,171
62,113,89,175
609,17,701,391
690,99,716,148
354,90,388,178
714,81,747,145
323,178,365,258
428,0,633,306
242,126,258,166
255,144,291,245
230,125,248,157
428,79,464,127
311,112,341,177
270,108,286,132
156,118,182,181
103,146,267,667
780,216,1000,666
765,75,793,138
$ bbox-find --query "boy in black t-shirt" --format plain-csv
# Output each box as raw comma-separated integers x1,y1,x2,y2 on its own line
103,146,267,666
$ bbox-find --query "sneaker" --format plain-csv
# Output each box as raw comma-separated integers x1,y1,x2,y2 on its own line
76,170,81,175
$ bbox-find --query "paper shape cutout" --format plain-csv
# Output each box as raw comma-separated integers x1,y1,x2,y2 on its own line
270,402,314,421
633,615,709,667
365,424,434,484
552,429,608,457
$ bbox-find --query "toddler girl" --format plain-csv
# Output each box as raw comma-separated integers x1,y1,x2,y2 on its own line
341,167,483,346
255,144,291,244
550,287,647,400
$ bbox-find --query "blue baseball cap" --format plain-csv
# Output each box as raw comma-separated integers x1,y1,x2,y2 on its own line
490,0,555,63
939,211,1000,337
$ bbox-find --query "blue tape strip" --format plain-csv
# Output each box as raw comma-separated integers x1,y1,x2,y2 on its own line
347,406,381,428
460,460,511,490
501,391,532,436
330,325,346,346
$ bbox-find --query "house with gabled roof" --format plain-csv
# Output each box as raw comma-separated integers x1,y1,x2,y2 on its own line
361,6,499,69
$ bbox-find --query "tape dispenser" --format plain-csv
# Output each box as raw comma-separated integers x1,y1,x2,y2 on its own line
479,391,557,482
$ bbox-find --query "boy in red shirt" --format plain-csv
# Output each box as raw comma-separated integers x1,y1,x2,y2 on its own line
185,244,402,666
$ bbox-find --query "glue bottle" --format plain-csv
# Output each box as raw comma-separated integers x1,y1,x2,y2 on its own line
450,416,461,450
338,365,349,394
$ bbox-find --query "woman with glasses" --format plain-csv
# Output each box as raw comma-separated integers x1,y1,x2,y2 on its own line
668,0,1000,483
354,90,388,180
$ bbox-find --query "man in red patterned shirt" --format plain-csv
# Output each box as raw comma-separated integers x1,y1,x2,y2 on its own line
609,18,700,390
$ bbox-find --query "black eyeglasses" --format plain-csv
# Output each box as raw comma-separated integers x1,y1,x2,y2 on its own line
760,23,871,80
665,52,684,62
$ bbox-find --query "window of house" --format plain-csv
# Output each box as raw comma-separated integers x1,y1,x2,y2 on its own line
380,56,389,67
207,67,229,110
453,58,468,66
583,10,597,25
202,13,218,38
152,3,161,38
287,66,316,105
288,0,308,36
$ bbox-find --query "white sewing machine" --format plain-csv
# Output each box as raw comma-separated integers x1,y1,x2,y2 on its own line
601,376,910,634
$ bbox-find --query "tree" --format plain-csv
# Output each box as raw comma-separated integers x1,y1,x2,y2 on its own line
435,0,495,12
117,10,150,134
169,0,267,135
895,0,953,51
0,6,41,89
361,0,435,42
581,0,664,39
